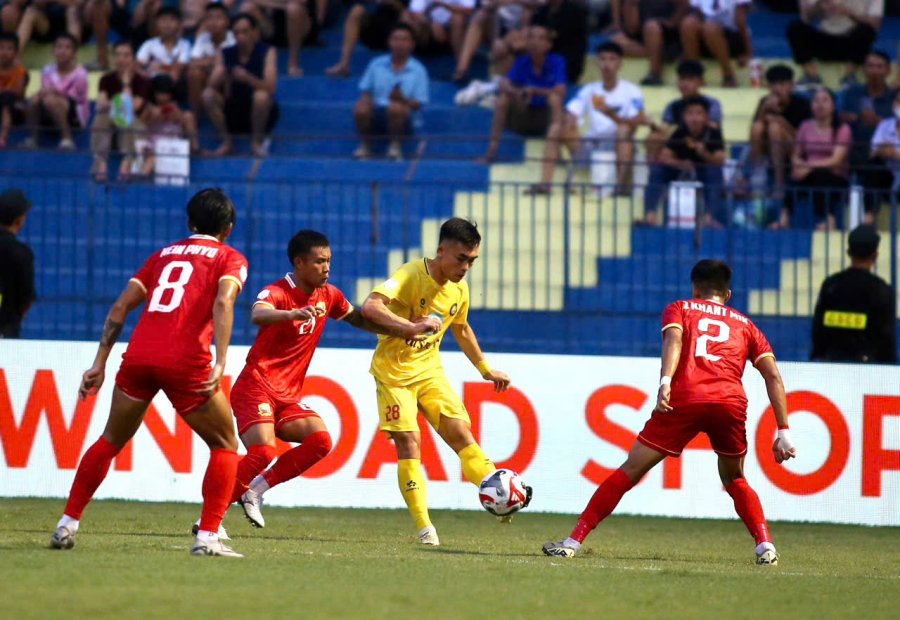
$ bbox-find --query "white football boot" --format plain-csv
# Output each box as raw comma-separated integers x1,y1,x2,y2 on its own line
417,525,440,546
756,542,779,566
191,519,230,540
190,536,243,558
542,540,578,558
50,525,76,550
240,488,266,528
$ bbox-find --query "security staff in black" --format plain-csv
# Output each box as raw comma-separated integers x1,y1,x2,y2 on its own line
0,189,36,338
811,225,897,363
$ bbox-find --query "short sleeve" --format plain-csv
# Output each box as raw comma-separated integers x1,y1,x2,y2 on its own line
565,85,590,118
836,123,853,148
130,251,160,294
708,97,723,124
98,74,113,97
748,322,775,365
871,119,894,151
550,55,566,86
372,263,415,303
507,56,526,85
177,40,191,64
359,61,375,92
219,249,248,292
136,40,152,64
708,127,725,153
453,285,469,325
328,286,353,320
662,101,677,125
664,126,685,152
40,66,53,90
253,285,289,310
661,301,683,333
412,64,429,104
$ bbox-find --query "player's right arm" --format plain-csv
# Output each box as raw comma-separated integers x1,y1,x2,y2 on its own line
79,280,147,400
755,355,796,464
360,292,440,339
654,326,683,413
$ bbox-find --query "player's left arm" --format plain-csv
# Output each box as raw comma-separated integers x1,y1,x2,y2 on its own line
79,280,147,400
200,279,241,397
655,326,683,413
340,307,424,338
450,322,510,392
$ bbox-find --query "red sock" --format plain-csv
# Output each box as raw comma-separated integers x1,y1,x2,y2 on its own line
230,444,277,503
262,431,332,489
725,477,772,545
570,468,635,543
198,449,239,533
63,437,121,520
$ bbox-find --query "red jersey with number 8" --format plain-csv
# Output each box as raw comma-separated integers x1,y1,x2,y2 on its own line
123,234,248,368
661,299,774,409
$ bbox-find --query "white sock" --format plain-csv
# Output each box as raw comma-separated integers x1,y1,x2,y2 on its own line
57,514,79,531
248,474,270,495
196,529,219,543
564,537,582,551
756,541,776,555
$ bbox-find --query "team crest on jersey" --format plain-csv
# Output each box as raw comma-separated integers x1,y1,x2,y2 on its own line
257,403,273,417
315,301,327,315
449,303,458,316
419,298,426,307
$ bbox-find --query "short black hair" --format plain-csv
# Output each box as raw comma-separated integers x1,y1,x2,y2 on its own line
151,74,176,97
439,217,481,249
186,188,236,236
0,32,19,50
0,189,31,226
765,64,794,84
54,32,78,48
113,40,135,53
287,229,330,263
156,6,182,20
595,41,623,57
682,94,710,113
205,1,229,14
232,12,258,29
390,23,416,40
867,49,891,65
677,59,704,78
691,259,732,297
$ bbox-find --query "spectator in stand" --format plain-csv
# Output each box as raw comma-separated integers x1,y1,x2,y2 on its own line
326,0,411,78
645,59,721,163
90,41,150,182
483,25,565,162
610,0,690,86
353,23,428,160
866,89,900,223
24,33,88,150
680,0,751,88
526,42,647,195
403,0,474,60
749,64,812,198
13,0,83,56
0,189,35,339
188,2,235,116
238,0,315,76
451,0,536,83
640,95,725,227
0,32,28,149
811,224,896,364
138,74,200,176
203,13,278,157
840,50,896,199
86,0,180,70
781,87,851,231
787,0,883,88
136,6,191,94
529,0,586,84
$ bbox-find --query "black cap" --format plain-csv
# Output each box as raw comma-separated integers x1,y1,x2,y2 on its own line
677,59,704,78
0,189,31,226
848,225,880,258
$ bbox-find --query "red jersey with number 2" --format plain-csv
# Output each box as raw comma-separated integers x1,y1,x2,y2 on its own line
661,299,774,409
242,274,352,402
123,234,248,368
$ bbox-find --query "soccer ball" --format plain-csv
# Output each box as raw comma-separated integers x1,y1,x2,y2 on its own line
478,468,529,516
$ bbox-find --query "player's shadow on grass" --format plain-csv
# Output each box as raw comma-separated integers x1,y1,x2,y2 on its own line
424,547,536,558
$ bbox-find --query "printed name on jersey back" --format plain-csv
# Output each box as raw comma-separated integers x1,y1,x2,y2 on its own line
160,243,220,258
681,300,749,324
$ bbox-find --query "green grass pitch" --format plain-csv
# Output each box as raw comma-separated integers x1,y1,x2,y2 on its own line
1,498,897,620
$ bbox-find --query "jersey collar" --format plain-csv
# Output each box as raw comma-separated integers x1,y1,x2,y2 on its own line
189,234,219,242
285,273,296,288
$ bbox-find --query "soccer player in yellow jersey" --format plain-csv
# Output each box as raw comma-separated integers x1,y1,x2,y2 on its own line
361,217,530,545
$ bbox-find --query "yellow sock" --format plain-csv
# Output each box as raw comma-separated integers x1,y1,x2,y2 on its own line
458,443,496,486
397,459,431,530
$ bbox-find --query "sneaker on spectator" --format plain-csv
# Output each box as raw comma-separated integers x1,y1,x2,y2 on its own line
353,143,371,160
21,137,37,149
387,141,403,161
58,139,76,151
640,73,663,86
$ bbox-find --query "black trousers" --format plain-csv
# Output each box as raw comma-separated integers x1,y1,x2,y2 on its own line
787,168,849,220
787,20,877,66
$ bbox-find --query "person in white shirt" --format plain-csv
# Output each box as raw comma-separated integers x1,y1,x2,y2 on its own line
405,0,475,60
787,0,883,88
527,41,648,194
680,0,751,87
866,90,900,223
136,7,192,86
187,2,236,116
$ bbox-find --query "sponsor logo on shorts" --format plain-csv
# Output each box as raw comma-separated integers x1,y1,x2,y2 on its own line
257,403,273,417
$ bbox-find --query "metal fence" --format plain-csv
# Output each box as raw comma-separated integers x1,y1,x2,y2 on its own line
7,172,899,361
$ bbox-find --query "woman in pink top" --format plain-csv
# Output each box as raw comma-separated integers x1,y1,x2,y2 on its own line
24,33,89,150
778,87,852,230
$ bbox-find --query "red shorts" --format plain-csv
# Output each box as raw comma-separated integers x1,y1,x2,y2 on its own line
115,361,210,416
230,369,319,436
637,402,748,458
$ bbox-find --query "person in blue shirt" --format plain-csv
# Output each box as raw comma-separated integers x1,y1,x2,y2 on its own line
353,23,429,161
483,25,566,162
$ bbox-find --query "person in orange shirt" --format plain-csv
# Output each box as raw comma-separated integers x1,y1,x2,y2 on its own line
0,32,29,148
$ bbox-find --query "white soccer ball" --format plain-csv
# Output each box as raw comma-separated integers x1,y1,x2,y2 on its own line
478,468,529,516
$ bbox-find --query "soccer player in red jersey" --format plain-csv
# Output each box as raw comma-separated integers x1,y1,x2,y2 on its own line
226,229,431,528
51,188,249,557
543,260,798,565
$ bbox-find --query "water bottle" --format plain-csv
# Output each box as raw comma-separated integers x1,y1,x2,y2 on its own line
111,91,134,128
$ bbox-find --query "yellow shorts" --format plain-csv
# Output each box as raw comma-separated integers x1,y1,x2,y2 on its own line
375,374,470,433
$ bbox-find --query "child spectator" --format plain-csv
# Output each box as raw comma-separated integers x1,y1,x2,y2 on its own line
137,6,191,85
138,74,200,176
25,33,88,150
0,32,28,149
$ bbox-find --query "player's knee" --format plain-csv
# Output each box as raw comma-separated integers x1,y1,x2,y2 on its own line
249,442,278,465
305,431,332,460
